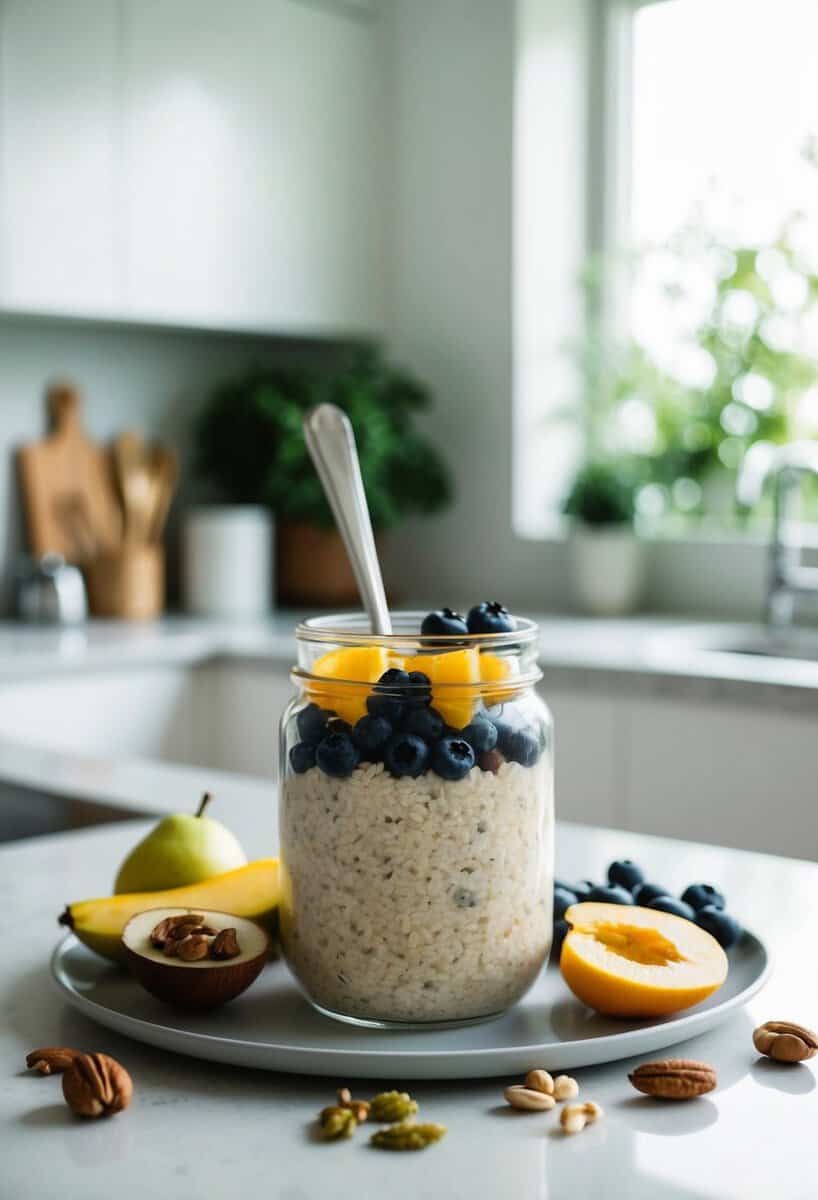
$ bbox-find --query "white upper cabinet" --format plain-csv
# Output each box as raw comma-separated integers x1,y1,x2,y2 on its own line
0,0,383,335
0,0,118,315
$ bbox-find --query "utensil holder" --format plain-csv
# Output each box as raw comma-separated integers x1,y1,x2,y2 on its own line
85,545,164,620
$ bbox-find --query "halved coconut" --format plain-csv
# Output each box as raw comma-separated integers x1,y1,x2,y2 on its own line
121,907,270,1009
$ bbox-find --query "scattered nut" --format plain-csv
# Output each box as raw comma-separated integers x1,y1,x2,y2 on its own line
337,1087,370,1122
210,928,241,960
62,1053,133,1119
553,1075,579,1101
369,1090,419,1123
503,1084,556,1112
560,1101,603,1134
319,1105,357,1140
174,933,212,962
25,1047,80,1076
150,914,205,949
753,1021,818,1064
370,1120,447,1151
524,1068,554,1095
628,1059,717,1100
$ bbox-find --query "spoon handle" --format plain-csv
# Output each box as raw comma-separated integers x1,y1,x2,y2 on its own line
303,403,392,635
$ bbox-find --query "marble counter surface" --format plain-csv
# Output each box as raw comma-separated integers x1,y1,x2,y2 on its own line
3,813,816,1200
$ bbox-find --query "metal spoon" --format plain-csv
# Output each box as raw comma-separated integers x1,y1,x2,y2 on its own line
303,403,392,635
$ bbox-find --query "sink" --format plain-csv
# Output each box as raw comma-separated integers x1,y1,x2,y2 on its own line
644,623,818,666
704,629,818,662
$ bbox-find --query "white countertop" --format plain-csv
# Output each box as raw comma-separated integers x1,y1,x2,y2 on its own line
3,813,816,1200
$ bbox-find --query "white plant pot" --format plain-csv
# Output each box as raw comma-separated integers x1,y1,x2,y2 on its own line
183,506,274,618
569,526,645,616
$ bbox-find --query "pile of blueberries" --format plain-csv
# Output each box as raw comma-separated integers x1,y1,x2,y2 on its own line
289,601,543,783
552,859,742,954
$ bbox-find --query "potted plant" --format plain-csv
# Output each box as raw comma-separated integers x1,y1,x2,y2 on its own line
192,349,452,605
562,459,645,615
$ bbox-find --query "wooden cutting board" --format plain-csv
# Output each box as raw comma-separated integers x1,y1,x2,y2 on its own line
17,384,121,560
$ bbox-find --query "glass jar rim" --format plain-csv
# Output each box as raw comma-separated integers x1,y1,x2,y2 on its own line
292,611,541,691
295,610,539,652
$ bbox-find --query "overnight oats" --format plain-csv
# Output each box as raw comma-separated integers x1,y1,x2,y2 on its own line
278,606,553,1027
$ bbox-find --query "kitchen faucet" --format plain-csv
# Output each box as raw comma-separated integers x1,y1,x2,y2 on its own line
736,440,818,627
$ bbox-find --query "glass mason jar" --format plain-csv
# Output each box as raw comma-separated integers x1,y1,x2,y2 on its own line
278,612,553,1028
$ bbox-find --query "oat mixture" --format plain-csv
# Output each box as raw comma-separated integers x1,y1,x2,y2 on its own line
280,756,553,1023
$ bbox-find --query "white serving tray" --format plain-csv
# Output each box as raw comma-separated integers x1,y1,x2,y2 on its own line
51,932,770,1080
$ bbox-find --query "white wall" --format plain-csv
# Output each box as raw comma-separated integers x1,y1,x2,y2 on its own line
381,0,771,620
0,315,334,612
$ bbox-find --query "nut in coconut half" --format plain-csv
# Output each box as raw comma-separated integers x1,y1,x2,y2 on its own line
121,908,270,1009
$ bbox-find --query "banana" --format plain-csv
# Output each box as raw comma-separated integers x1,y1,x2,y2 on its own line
59,858,279,963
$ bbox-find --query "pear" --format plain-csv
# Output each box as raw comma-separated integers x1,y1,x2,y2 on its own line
114,793,247,894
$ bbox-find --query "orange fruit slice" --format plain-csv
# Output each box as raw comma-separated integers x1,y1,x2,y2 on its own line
410,647,480,729
560,902,728,1017
308,645,397,724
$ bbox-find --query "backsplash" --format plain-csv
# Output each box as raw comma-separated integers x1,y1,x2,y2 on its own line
0,315,338,614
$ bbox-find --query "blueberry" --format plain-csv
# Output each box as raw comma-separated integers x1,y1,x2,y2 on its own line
289,742,316,774
460,711,498,754
466,601,514,635
588,884,634,905
402,706,445,742
367,669,410,725
571,880,594,901
695,905,741,949
497,725,540,767
421,608,468,637
682,883,726,913
351,714,393,760
315,732,360,779
551,919,569,960
296,703,333,745
405,670,432,708
648,896,696,921
553,885,577,921
326,716,352,738
607,859,645,891
383,733,429,779
633,881,670,907
431,735,475,781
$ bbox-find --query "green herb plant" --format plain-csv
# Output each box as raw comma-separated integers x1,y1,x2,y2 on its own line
193,349,452,529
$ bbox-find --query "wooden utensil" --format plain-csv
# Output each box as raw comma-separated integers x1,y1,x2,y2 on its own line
113,431,153,544
17,384,121,559
146,444,179,543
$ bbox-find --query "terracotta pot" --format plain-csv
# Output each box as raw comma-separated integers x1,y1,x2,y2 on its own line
277,521,383,607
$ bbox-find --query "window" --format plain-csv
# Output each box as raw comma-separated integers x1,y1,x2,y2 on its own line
514,0,818,538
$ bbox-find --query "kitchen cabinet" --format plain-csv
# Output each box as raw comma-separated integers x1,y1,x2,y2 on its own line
541,685,623,829
122,0,382,333
0,0,119,315
0,0,382,334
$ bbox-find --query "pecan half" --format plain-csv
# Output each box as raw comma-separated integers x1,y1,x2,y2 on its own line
629,1059,717,1099
210,928,241,960
150,914,206,949
175,933,211,961
25,1047,80,1075
62,1053,133,1118
753,1021,818,1063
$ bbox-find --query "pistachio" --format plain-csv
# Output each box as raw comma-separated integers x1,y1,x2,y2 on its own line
753,1021,818,1064
629,1059,717,1100
62,1053,133,1119
503,1085,556,1111
524,1068,554,1095
553,1075,579,1101
370,1120,447,1151
369,1090,419,1123
337,1087,370,1122
319,1105,357,1140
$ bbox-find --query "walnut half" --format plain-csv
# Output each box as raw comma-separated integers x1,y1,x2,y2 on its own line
62,1053,133,1119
